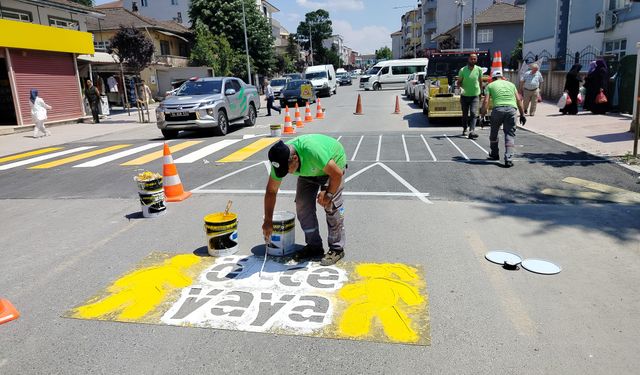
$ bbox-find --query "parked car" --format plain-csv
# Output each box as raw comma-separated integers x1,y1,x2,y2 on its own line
269,77,290,98
156,77,260,138
411,72,427,105
360,58,429,91
304,64,337,96
279,79,317,108
338,73,352,86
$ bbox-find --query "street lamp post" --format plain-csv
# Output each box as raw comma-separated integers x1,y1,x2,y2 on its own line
309,25,314,65
455,0,465,52
241,0,252,85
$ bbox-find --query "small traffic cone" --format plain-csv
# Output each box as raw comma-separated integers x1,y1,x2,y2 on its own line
491,51,503,77
315,99,325,119
354,94,363,115
283,106,295,134
393,95,401,114
0,298,20,325
294,103,304,128
304,102,314,123
163,143,191,202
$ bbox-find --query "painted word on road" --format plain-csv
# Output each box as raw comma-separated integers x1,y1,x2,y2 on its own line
66,253,431,346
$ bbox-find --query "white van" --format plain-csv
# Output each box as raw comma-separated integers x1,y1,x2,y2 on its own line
359,58,429,91
304,64,337,97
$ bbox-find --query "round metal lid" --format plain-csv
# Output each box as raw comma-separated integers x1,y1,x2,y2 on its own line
485,251,522,266
521,259,562,275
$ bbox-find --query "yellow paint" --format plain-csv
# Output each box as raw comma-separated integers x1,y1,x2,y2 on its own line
0,147,62,164
72,254,201,320
29,145,130,169
121,141,202,166
338,264,424,343
0,19,94,55
541,177,640,204
217,138,279,162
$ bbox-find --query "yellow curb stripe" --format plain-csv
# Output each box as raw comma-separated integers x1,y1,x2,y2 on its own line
562,177,638,196
0,147,63,164
542,188,640,204
217,137,279,162
30,145,131,169
121,141,202,166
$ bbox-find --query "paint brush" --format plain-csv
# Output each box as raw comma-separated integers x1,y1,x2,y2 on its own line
223,200,232,217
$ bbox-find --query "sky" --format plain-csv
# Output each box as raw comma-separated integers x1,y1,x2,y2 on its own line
94,0,418,54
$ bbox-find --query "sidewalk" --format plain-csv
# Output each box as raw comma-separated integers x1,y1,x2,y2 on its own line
521,101,640,172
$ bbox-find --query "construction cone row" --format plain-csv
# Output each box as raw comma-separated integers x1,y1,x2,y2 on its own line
354,94,363,115
491,51,503,77
283,105,295,134
0,298,20,325
163,143,192,202
304,102,314,122
315,99,325,119
294,103,304,128
393,95,401,114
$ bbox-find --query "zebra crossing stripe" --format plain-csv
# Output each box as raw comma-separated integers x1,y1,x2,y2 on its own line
74,143,163,167
0,147,96,171
174,139,242,164
121,141,202,166
443,134,469,160
420,135,437,161
217,137,279,163
30,145,131,169
0,147,63,164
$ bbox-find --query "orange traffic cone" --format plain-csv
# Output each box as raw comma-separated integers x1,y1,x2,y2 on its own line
294,103,304,128
163,143,191,202
304,102,314,122
315,99,325,119
491,51,503,77
354,94,363,115
0,298,20,325
393,95,401,114
283,105,295,134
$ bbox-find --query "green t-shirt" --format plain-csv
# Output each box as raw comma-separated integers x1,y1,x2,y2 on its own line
270,134,346,181
486,79,518,109
457,65,483,97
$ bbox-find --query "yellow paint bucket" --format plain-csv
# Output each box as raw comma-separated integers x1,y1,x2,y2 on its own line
204,212,239,256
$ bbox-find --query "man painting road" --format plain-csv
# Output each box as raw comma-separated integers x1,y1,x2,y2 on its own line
263,134,347,266
456,53,483,139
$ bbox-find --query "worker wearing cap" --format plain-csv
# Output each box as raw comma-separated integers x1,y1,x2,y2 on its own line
263,134,347,265
480,70,526,168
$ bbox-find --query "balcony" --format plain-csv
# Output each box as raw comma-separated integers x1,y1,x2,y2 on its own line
155,55,189,67
423,20,436,31
423,0,436,10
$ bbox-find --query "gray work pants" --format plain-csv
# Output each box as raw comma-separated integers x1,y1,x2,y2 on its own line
295,175,345,251
460,95,479,132
489,106,517,161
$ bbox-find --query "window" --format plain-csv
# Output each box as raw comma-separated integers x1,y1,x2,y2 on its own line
604,38,627,60
609,0,631,10
477,29,493,44
178,43,188,57
141,0,148,6
1,8,32,22
380,66,389,75
171,0,178,5
391,65,424,75
49,17,78,30
94,41,110,52
160,40,171,56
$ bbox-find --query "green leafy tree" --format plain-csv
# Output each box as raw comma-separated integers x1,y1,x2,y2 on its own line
69,0,93,6
510,39,523,69
296,9,333,64
190,21,237,76
324,45,341,69
109,26,154,76
189,0,275,75
376,46,392,61
286,34,302,66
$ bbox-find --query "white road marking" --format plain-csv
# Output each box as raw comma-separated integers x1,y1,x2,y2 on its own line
401,134,410,161
193,189,430,198
376,135,382,162
351,135,364,161
420,134,437,161
345,162,432,204
444,134,469,160
74,143,162,167
174,139,242,164
192,161,269,192
0,147,96,170
337,136,343,141
470,139,488,154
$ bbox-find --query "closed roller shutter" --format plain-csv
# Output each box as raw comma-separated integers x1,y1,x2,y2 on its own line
10,49,83,125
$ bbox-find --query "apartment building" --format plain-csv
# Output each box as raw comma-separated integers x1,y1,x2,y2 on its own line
421,0,437,49
391,30,403,59
401,8,422,57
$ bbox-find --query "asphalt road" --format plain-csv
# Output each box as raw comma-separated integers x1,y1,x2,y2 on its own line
1,83,640,374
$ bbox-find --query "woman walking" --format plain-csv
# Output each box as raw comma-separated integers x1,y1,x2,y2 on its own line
30,89,52,138
561,63,582,115
584,60,610,115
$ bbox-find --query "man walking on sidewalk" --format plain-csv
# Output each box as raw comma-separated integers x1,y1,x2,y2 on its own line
457,53,483,139
519,63,544,116
264,80,281,117
85,80,101,124
481,71,526,168
263,134,347,266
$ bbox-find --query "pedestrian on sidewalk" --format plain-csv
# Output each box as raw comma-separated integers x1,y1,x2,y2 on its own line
481,71,526,168
456,53,482,139
265,79,281,117
85,80,101,124
519,63,544,116
584,59,610,115
29,89,52,138
561,63,582,115
263,134,347,266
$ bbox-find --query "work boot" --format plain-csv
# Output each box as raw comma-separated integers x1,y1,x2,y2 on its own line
487,153,500,161
293,244,324,262
320,249,345,266
462,128,468,136
505,160,514,168
468,132,478,140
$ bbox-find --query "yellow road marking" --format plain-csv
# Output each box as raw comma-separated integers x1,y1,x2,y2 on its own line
29,145,131,169
121,141,202,166
465,230,536,337
562,177,639,196
541,188,640,204
217,137,279,162
0,147,63,163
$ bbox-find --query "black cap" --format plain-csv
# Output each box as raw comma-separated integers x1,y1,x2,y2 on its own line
268,140,290,178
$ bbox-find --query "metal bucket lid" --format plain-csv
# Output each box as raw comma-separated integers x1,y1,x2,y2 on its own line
485,251,522,266
521,259,562,275
272,211,295,223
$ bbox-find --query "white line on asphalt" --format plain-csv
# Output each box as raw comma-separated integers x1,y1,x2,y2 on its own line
174,139,242,163
0,146,96,170
74,143,163,167
444,134,469,160
344,162,432,204
351,135,364,161
470,140,488,154
376,135,382,162
193,189,430,198
192,161,269,191
401,134,410,161
337,136,343,141
420,134,437,161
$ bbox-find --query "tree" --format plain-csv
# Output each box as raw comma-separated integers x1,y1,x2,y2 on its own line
69,0,93,6
296,9,333,64
190,20,237,76
376,46,392,61
109,26,154,75
189,0,275,75
286,34,301,64
510,39,523,69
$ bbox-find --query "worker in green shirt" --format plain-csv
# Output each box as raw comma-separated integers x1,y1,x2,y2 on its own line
263,134,347,266
480,70,526,168
456,54,483,139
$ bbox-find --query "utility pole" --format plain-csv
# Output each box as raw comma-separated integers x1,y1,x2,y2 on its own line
471,0,476,50
456,0,465,51
241,0,251,85
309,25,314,65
